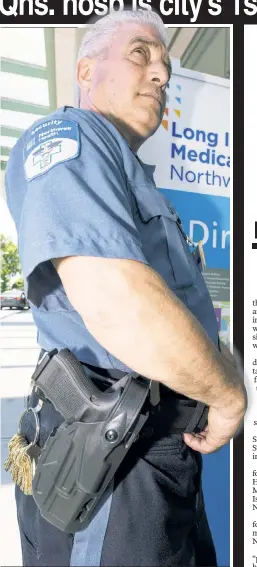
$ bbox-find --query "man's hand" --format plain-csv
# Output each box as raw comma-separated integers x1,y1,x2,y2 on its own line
183,347,246,454
183,397,246,454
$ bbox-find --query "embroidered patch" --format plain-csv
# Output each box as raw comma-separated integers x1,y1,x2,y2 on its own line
24,119,80,180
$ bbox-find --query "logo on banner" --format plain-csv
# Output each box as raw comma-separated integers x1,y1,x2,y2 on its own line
161,83,182,130
174,84,182,119
161,82,169,130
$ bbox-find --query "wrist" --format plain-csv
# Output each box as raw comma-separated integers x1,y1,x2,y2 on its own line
214,385,247,419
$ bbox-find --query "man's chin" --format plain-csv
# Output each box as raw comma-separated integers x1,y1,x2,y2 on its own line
136,109,163,137
138,119,162,140
110,111,161,150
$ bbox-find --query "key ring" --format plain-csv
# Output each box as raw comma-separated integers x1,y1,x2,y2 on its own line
18,399,43,446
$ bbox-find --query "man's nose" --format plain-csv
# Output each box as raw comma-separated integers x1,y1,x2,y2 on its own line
148,60,169,88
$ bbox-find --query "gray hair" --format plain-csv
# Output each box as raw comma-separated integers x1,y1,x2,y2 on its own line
76,9,167,105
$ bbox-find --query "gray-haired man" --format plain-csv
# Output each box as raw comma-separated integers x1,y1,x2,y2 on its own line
6,10,246,566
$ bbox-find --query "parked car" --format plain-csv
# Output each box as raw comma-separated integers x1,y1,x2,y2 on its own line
0,289,29,310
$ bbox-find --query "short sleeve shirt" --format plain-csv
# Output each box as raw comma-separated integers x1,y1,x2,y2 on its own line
5,107,219,371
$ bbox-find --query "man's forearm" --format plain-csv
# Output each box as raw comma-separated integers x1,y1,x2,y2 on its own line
53,256,246,412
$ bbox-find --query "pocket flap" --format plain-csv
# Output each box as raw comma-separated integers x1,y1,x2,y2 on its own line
132,185,178,222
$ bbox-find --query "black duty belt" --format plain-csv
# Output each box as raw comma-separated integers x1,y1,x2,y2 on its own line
38,349,208,435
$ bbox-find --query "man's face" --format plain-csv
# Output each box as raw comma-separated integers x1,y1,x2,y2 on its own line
78,23,171,148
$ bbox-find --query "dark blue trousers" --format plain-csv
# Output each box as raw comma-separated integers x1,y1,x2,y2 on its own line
16,391,217,567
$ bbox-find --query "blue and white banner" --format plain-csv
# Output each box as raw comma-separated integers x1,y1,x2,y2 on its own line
140,59,230,198
139,60,230,567
139,59,230,345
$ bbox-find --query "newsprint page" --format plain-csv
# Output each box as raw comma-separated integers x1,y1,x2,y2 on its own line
244,24,257,567
0,11,255,567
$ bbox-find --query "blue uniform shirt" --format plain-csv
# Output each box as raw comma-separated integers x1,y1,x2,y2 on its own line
5,107,219,371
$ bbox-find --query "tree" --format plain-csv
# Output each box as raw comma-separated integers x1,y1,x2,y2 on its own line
0,234,21,292
12,277,24,290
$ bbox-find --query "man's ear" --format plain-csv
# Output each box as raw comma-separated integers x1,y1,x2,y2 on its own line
77,57,95,91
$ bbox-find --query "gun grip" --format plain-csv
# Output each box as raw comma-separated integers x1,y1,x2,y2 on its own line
34,349,121,422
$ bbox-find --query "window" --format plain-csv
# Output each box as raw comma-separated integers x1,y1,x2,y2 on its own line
181,28,230,79
0,28,57,171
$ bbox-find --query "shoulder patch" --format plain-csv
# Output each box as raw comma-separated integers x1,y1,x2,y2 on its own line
24,119,80,180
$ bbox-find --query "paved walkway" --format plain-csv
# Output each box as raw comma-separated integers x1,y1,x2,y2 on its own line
1,309,40,567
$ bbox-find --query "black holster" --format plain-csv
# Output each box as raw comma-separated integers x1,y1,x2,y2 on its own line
30,349,153,533
29,349,208,534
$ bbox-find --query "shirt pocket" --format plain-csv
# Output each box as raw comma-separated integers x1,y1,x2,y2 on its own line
132,186,196,290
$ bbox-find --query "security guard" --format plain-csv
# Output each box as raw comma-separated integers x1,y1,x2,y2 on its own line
5,10,246,567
